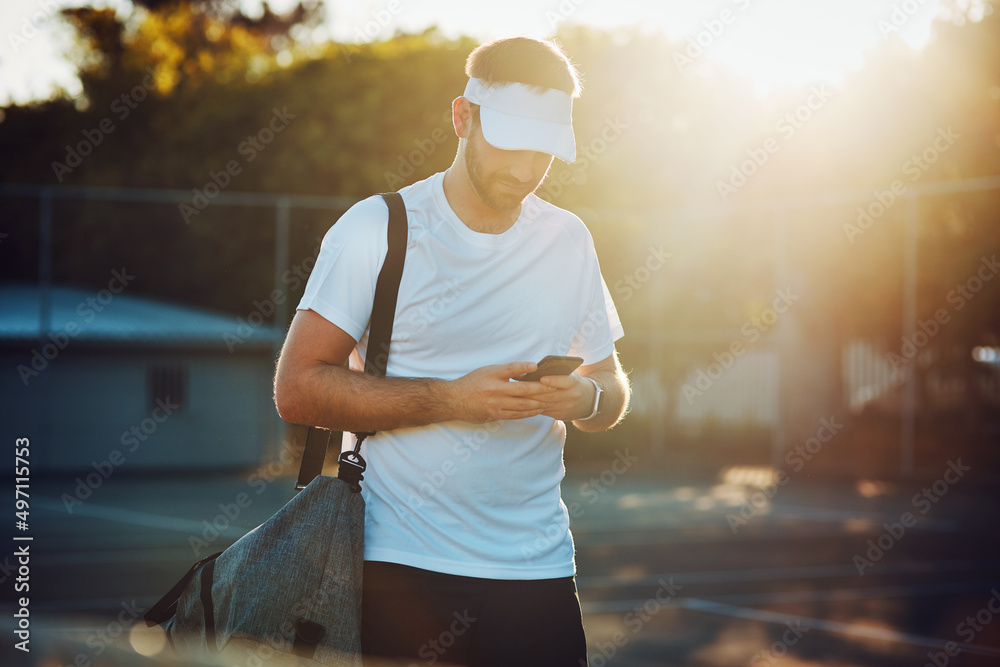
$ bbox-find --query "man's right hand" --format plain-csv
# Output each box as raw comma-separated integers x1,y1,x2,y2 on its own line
277,311,561,431
445,361,556,424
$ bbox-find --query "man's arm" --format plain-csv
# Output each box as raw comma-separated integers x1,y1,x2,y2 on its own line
530,349,630,433
273,309,557,432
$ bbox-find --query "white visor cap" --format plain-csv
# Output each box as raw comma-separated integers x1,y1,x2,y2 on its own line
462,77,576,163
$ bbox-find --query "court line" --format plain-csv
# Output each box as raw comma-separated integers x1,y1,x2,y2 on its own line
16,580,1000,642
34,496,249,538
571,503,957,540
573,528,868,547
577,558,1000,589
0,598,164,615
571,521,955,547
26,546,212,565
581,596,1000,658
706,579,1000,606
680,598,1000,658
766,504,957,531
37,494,955,553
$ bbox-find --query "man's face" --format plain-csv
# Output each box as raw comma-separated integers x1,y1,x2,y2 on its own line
464,115,554,211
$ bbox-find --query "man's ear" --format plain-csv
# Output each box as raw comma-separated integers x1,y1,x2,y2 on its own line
452,97,474,139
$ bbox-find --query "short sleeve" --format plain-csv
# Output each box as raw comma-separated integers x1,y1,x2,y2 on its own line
568,236,625,365
296,195,390,342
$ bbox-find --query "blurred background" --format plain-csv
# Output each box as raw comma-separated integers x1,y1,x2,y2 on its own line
1,0,999,665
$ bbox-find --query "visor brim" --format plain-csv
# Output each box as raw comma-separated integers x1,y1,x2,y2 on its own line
478,106,577,163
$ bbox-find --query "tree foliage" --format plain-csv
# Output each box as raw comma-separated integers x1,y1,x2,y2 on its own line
0,2,997,364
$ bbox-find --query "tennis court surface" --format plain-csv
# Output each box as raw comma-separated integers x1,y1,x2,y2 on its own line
3,461,999,666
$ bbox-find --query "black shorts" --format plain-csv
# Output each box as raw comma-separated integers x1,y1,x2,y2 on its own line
361,560,589,667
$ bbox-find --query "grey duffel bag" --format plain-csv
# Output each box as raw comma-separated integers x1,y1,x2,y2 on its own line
144,192,408,666
146,471,365,666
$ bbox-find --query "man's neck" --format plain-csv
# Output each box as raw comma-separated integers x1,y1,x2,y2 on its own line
442,166,521,235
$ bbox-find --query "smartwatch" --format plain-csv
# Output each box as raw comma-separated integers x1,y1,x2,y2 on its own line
580,376,604,421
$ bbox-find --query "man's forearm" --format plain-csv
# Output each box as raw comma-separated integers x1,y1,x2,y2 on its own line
277,362,453,433
573,367,630,433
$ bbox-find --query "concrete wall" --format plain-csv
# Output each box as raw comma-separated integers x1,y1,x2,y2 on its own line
2,346,277,473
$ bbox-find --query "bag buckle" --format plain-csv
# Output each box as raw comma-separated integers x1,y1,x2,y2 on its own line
337,450,367,494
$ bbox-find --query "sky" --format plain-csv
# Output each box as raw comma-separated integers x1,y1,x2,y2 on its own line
0,0,991,107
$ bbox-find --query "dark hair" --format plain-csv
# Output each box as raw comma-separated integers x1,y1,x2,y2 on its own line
465,37,582,98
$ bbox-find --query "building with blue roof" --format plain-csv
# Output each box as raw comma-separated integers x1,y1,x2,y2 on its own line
2,283,288,473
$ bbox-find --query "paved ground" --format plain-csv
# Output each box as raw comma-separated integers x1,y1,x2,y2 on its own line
2,457,1000,667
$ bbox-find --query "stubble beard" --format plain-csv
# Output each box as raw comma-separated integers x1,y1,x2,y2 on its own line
464,132,547,212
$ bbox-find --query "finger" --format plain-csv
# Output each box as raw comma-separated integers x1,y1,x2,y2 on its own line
500,407,548,420
506,397,546,410
501,361,537,379
535,397,580,414
531,383,582,409
511,380,557,396
539,374,577,389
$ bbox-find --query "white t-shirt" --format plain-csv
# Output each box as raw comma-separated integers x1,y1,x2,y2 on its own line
297,170,624,579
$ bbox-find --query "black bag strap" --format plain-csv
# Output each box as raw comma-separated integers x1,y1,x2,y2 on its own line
200,559,217,651
295,427,332,491
144,551,224,627
295,192,408,492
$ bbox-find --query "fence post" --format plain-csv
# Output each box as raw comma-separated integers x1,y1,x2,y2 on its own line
772,206,788,470
39,187,53,337
901,193,918,477
274,198,291,331
271,197,291,462
649,234,665,464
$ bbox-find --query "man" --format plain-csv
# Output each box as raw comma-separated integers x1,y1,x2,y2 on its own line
274,36,629,666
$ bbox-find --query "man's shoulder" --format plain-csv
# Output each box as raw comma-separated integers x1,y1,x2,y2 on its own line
333,193,390,231
526,193,585,222
340,171,441,217
316,193,393,261
326,173,441,249
523,194,595,250
395,171,441,209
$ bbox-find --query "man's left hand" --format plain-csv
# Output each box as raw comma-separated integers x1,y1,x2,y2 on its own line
529,372,595,422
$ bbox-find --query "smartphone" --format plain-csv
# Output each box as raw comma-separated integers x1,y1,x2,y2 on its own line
517,355,583,382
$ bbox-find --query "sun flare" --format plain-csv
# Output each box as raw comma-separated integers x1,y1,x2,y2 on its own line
667,0,949,90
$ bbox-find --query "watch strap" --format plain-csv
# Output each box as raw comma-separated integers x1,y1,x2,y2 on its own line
579,376,603,421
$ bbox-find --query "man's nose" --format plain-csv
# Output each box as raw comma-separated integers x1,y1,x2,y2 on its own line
508,150,537,182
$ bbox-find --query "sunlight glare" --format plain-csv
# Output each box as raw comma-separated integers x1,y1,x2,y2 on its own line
692,0,945,89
